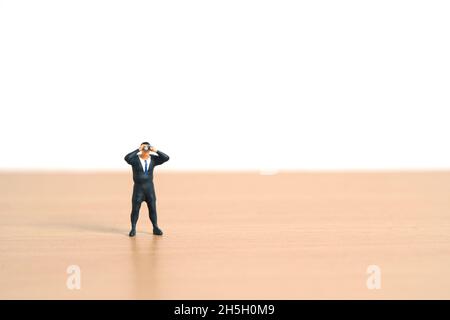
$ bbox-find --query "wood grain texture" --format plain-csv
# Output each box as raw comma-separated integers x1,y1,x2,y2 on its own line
0,171,449,299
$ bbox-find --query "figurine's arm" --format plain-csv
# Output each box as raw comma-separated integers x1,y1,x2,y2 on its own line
124,148,139,165
152,150,170,166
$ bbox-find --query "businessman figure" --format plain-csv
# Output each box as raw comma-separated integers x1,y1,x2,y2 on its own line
124,142,170,237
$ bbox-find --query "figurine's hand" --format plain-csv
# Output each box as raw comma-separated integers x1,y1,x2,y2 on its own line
150,146,158,152
139,144,144,152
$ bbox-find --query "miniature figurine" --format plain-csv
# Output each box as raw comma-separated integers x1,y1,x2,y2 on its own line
124,142,170,236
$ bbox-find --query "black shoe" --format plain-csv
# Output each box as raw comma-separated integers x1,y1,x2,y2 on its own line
153,226,163,236
129,228,136,237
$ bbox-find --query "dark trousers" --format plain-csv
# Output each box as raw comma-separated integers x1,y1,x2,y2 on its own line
130,183,158,228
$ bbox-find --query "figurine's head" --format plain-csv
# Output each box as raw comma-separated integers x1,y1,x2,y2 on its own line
140,142,151,154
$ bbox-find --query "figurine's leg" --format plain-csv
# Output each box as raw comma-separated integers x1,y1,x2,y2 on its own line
147,199,163,235
147,199,158,227
130,200,142,226
129,187,144,237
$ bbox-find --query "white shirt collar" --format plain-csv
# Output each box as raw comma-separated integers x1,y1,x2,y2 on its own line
138,154,151,172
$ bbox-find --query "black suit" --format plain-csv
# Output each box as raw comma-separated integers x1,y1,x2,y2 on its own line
124,148,170,229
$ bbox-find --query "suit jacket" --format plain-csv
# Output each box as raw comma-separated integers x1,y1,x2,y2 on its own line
124,149,170,187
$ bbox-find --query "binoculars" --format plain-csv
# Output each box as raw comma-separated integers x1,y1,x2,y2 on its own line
142,145,151,151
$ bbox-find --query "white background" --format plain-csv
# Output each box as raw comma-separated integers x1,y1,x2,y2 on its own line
1,0,449,171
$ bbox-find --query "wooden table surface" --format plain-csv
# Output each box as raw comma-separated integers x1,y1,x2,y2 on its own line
1,171,449,299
